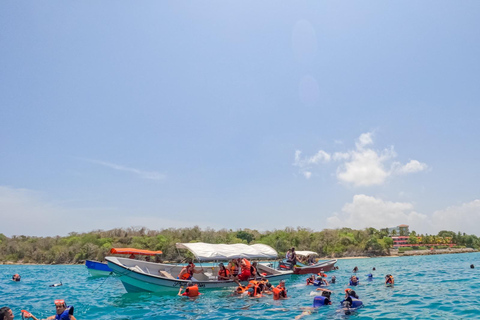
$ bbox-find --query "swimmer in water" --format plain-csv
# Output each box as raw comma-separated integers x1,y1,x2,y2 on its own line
385,274,394,285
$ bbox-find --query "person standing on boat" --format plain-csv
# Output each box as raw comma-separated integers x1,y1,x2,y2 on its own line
286,249,291,260
287,248,297,266
0,307,14,320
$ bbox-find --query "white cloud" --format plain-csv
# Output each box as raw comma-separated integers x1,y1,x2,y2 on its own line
431,200,480,235
303,171,312,179
86,159,165,180
294,132,428,186
0,186,206,237
326,194,429,231
391,160,429,175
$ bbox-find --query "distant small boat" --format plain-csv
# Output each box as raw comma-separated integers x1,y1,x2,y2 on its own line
86,247,163,277
85,260,112,277
278,250,337,275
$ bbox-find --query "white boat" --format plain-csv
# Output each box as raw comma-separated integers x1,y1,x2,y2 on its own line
106,242,292,293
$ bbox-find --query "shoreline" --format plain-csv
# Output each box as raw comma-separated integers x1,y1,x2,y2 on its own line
2,249,478,265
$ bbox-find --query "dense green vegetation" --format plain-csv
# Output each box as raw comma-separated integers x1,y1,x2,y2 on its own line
0,227,478,264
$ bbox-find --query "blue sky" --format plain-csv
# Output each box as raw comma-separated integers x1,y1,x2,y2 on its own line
1,1,480,237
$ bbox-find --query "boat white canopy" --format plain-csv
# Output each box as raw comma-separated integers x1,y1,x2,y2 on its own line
176,242,279,261
295,250,318,257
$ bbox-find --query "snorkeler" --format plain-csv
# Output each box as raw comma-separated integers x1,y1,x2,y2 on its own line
385,274,394,285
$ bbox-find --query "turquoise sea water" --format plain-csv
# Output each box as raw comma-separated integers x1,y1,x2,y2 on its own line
1,252,479,319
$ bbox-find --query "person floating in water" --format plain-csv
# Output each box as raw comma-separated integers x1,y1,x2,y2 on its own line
471,264,475,269
23,299,76,320
178,281,200,297
352,266,358,273
372,267,376,271
0,307,14,320
385,274,394,285
330,275,336,284
367,273,373,280
341,288,362,314
306,274,316,285
273,280,288,300
11,274,21,282
349,275,359,286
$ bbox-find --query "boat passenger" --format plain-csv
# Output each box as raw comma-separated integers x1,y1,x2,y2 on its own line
250,261,260,279
237,258,251,282
228,259,240,278
286,249,291,260
217,263,230,280
385,274,394,285
23,299,76,320
178,281,200,297
307,255,316,265
287,248,297,266
0,307,14,320
177,261,204,280
12,274,21,282
273,280,288,300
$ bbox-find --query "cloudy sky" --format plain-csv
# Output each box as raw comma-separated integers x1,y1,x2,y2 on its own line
1,1,480,237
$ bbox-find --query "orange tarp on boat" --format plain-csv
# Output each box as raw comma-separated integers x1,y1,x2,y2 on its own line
110,248,163,256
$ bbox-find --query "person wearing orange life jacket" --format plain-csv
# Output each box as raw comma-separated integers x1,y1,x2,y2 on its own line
228,259,239,278
385,274,394,285
247,282,263,298
233,258,251,285
217,263,230,280
178,281,201,297
273,280,288,300
250,262,260,280
12,274,21,282
177,261,204,280
234,285,248,296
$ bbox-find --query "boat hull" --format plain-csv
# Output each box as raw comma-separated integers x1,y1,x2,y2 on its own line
293,259,337,275
106,257,292,293
85,260,112,277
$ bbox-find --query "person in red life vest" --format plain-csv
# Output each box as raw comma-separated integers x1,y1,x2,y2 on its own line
217,263,230,280
233,258,251,285
23,299,76,320
273,280,288,300
177,261,204,280
178,281,201,298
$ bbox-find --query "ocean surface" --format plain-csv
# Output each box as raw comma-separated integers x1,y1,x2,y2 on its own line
1,252,479,319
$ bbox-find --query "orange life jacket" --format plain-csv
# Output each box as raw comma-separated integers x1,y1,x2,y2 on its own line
185,285,199,297
273,285,286,300
236,285,247,294
241,259,251,272
230,262,239,276
218,268,230,278
248,284,260,297
178,266,193,280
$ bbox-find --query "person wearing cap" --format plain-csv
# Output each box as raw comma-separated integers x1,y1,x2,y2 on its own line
0,307,14,320
23,300,76,320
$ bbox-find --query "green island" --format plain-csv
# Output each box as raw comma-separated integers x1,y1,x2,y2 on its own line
1,226,479,264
